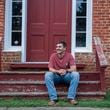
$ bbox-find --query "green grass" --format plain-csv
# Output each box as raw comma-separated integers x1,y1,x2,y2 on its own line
0,91,110,107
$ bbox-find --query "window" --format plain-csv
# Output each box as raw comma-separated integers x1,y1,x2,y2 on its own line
12,0,22,46
4,0,23,51
76,0,87,47
72,0,92,53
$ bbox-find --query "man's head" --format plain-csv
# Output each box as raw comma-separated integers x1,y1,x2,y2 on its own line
56,41,67,54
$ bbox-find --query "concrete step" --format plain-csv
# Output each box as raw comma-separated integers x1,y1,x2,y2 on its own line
0,71,100,81
0,70,105,99
0,81,101,92
0,91,106,99
10,62,86,71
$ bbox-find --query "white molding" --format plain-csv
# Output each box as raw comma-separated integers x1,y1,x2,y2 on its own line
2,50,21,52
21,0,27,62
86,0,93,52
71,0,76,54
4,0,12,50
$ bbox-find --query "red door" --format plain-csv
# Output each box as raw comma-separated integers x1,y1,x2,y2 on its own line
27,0,72,62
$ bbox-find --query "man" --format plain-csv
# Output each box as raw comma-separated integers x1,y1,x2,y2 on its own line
45,41,80,106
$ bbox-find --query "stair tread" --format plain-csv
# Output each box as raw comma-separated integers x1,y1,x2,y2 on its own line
0,81,100,84
10,62,86,69
0,91,106,96
0,71,44,74
0,71,100,74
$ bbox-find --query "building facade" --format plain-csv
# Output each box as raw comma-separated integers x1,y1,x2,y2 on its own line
0,0,110,89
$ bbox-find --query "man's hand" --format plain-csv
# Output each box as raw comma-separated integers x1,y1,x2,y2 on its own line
49,65,77,76
57,69,66,76
49,67,66,75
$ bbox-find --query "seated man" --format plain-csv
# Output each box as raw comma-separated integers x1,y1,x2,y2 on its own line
45,41,80,106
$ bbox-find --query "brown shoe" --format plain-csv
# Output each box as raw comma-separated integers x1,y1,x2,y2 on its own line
48,100,56,106
69,99,78,105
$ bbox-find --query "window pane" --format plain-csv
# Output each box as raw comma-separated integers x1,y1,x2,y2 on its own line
76,18,86,31
77,0,86,1
76,33,86,47
76,2,86,16
12,2,22,16
11,0,22,46
13,0,22,1
12,32,21,46
12,17,22,30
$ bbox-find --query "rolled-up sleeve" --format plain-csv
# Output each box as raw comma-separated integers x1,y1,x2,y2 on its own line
69,54,76,66
48,54,54,68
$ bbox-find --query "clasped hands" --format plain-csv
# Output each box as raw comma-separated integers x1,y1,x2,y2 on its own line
57,69,67,76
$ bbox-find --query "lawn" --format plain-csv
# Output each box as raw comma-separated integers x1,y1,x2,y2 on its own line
0,91,110,107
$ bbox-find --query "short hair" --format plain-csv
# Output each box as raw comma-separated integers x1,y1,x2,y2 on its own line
57,41,67,48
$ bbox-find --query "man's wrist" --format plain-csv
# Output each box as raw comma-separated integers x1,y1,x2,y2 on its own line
66,69,69,73
56,70,60,73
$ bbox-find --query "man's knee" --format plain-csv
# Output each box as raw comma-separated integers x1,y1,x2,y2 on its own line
45,71,53,80
71,72,80,80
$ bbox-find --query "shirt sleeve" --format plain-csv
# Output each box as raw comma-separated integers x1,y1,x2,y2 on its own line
48,54,54,68
69,54,76,66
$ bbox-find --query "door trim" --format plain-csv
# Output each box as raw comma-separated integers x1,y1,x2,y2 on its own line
22,0,27,62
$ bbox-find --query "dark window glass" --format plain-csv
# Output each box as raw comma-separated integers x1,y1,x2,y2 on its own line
12,32,21,46
76,18,86,31
13,0,22,1
12,2,22,16
76,0,87,47
76,33,86,47
12,17,22,30
76,2,86,16
11,0,22,46
77,0,86,1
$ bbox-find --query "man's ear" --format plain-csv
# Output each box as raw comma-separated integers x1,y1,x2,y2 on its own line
64,47,66,51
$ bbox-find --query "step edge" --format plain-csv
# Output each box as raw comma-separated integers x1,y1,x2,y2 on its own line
0,71,44,74
0,71,100,74
0,81,100,84
0,91,106,96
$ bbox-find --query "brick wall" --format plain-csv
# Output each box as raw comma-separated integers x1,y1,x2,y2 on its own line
1,52,21,71
0,0,110,89
93,0,110,89
0,0,21,71
0,0,4,40
0,0,5,70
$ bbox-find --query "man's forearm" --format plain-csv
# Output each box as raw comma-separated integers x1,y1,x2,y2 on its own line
49,68,59,73
66,68,76,72
66,65,77,72
49,66,77,74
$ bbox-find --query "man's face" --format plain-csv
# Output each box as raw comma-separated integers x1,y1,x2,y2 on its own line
56,43,66,54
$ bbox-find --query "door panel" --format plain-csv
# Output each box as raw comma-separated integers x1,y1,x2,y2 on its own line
49,0,72,55
27,0,49,61
27,0,72,61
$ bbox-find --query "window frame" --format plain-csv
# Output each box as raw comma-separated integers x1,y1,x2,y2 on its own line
71,0,93,53
4,0,23,51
